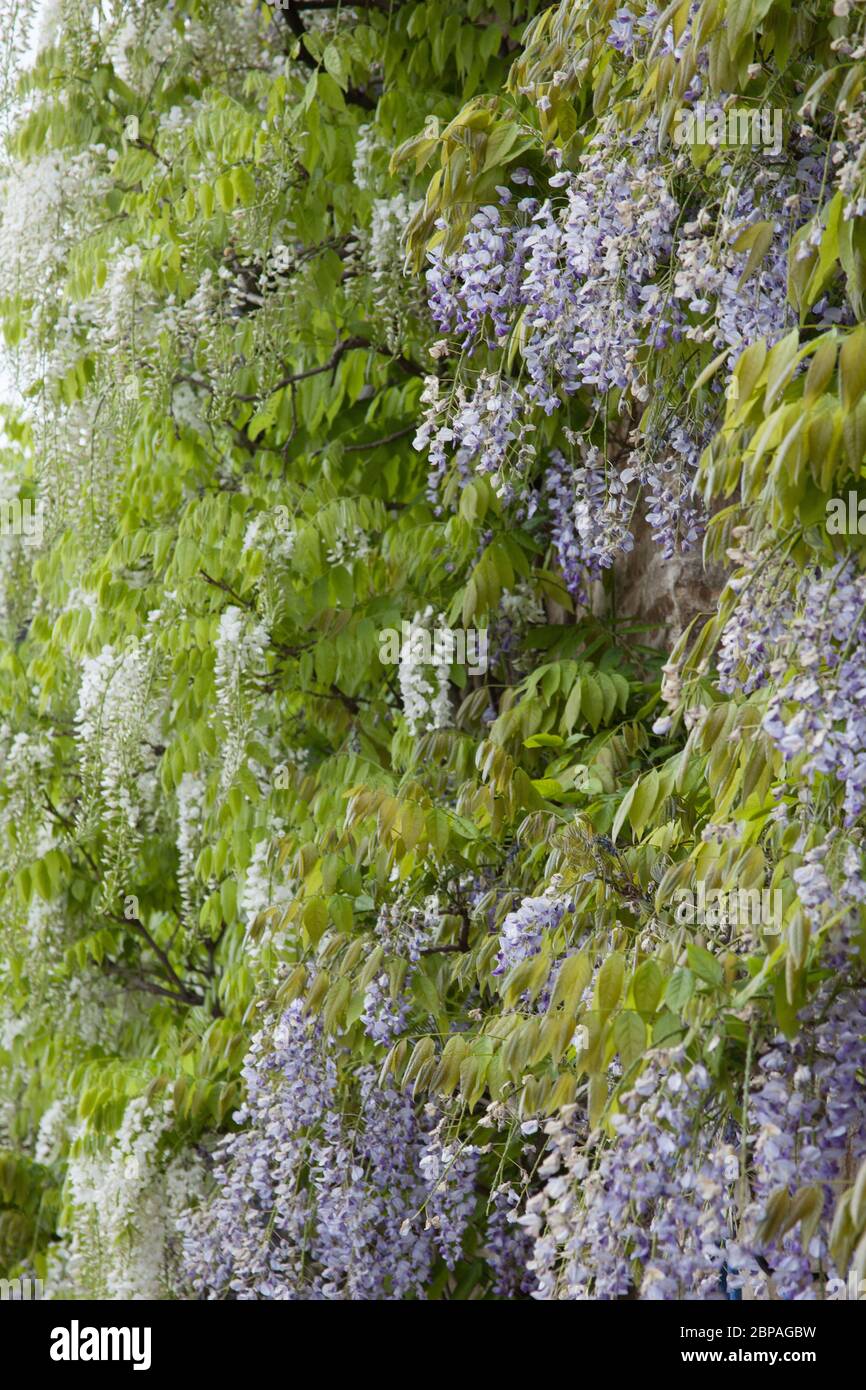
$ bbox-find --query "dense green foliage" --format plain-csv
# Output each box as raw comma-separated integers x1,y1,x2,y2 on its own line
0,0,865,1300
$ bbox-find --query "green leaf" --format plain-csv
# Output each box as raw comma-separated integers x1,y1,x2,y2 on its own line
581,675,604,731
840,324,866,413
629,769,660,837
524,733,564,748
548,951,591,1015
595,952,625,1013
231,165,257,205
219,877,237,924
686,944,723,988
763,329,800,411
632,959,663,1015
613,1010,646,1068
664,967,695,1012
215,173,235,212
611,781,638,844
733,219,774,291
562,678,583,734
804,334,837,402
303,897,329,946
322,42,347,89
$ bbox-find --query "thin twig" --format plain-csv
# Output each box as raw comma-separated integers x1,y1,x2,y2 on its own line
101,961,203,1007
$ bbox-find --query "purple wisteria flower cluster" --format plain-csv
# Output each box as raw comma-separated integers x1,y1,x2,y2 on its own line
415,90,841,601
719,555,866,824
178,1000,515,1297
625,420,709,559
484,1186,536,1297
521,1051,739,1299
309,1066,433,1299
360,972,410,1046
606,5,661,59
178,1002,433,1299
516,913,865,1301
673,180,796,353
545,413,710,585
715,550,797,697
730,923,866,1299
414,369,527,505
177,1001,331,1298
522,131,679,406
426,204,530,348
418,1115,480,1269
494,888,570,975
418,121,815,590
418,125,684,542
546,446,635,597
360,895,441,1044
426,126,680,412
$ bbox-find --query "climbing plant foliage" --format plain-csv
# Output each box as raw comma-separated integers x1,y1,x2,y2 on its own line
0,0,865,1300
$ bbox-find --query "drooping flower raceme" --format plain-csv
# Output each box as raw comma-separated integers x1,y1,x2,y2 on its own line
178,1003,434,1299
494,888,570,975
176,772,206,926
214,604,270,792
74,630,162,903
178,1002,330,1299
426,204,531,348
398,607,452,735
719,556,866,824
63,1096,203,1301
485,1186,536,1297
546,446,634,596
522,1052,738,1300
418,1114,480,1270
367,192,424,352
730,925,866,1299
